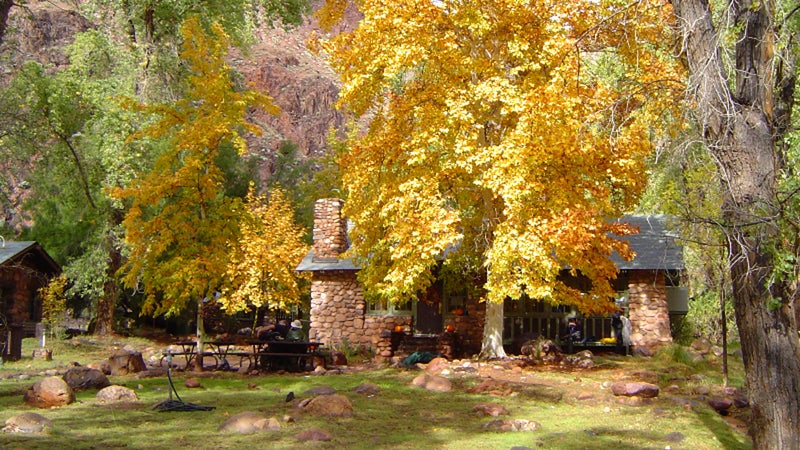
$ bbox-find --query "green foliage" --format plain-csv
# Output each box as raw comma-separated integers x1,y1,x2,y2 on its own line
0,33,138,318
331,337,374,362
215,141,260,198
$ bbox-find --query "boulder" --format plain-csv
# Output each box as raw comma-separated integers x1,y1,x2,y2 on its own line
472,403,510,417
63,366,111,391
520,337,562,364
707,397,733,415
483,419,541,432
611,382,660,398
563,351,594,369
301,394,354,417
425,357,450,375
690,338,713,355
411,373,452,393
3,412,53,433
108,351,147,375
96,385,140,403
185,378,202,388
219,412,280,434
24,376,75,408
87,361,112,375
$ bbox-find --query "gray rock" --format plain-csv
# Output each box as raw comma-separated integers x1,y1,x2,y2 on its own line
483,419,541,432
219,412,280,434
63,366,110,391
3,412,53,433
96,385,140,403
611,382,660,398
301,394,354,417
472,403,510,417
707,397,733,414
411,373,452,392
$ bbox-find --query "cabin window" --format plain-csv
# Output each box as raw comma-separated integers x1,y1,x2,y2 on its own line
367,298,412,316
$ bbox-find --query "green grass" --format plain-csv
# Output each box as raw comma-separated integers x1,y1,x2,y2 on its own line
0,337,752,449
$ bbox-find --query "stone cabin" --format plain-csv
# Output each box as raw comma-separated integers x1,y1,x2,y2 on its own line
0,240,61,361
297,199,686,360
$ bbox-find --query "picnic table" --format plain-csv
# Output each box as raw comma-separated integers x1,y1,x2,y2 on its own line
161,340,240,370
247,340,324,372
161,339,324,372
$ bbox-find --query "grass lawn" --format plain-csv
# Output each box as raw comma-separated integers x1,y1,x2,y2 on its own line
0,336,752,449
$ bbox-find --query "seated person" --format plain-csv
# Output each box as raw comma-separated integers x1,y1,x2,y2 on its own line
564,317,584,343
286,320,306,341
256,318,290,341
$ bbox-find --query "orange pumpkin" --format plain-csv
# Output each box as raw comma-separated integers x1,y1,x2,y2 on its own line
393,325,404,333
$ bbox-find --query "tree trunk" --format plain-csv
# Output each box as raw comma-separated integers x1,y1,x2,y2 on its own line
94,287,115,336
479,300,506,359
95,254,118,336
673,0,800,447
730,236,800,449
195,299,205,372
95,212,124,336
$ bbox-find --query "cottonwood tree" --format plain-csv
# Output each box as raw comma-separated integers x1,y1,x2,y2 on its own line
672,0,800,447
0,31,140,336
114,17,278,368
319,0,683,357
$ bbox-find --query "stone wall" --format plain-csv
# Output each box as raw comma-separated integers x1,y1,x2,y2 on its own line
627,270,673,354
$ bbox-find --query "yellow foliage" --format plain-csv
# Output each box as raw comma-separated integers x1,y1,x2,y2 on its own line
322,0,684,314
39,274,67,331
220,185,310,313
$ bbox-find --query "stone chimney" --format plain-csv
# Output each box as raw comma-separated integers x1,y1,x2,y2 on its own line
313,198,348,262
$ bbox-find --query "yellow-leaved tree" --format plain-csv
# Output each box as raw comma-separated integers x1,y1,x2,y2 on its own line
220,185,310,317
114,16,278,368
318,0,683,357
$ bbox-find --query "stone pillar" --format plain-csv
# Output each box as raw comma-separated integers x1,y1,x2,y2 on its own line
627,270,672,355
313,199,348,262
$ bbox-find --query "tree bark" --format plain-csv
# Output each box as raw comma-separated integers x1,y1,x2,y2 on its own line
672,0,800,448
94,244,121,336
479,300,507,359
195,298,205,372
